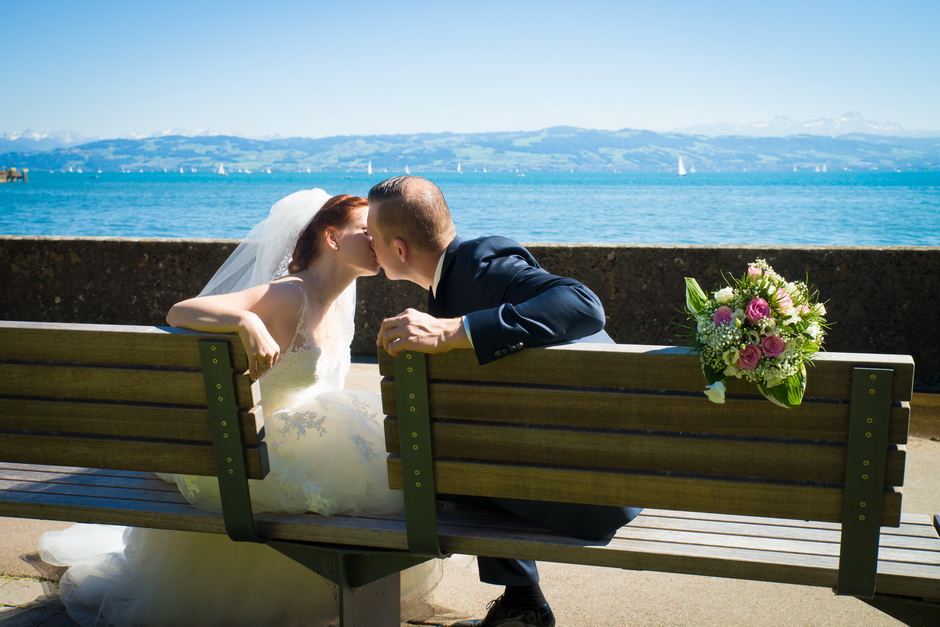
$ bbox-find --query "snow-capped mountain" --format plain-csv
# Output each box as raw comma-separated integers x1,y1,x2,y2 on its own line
0,130,101,153
675,112,927,137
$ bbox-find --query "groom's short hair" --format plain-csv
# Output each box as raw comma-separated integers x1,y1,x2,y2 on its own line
368,176,455,253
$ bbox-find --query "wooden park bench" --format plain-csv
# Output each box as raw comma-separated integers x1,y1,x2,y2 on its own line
1,320,938,625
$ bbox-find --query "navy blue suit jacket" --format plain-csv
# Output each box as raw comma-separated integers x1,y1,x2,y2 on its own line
425,236,639,587
428,236,610,363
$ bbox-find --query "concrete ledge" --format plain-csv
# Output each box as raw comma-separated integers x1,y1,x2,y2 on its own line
1,237,937,391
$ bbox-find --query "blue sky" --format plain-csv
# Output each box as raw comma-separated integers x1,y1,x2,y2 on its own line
3,0,938,138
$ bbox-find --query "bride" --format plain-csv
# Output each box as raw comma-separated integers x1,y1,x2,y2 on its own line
39,189,438,626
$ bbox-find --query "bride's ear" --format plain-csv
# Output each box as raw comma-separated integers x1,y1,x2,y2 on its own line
324,227,339,251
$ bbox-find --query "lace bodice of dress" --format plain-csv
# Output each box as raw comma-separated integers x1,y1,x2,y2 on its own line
260,281,347,411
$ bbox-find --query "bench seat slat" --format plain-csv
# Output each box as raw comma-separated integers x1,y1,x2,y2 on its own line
1,399,263,445
0,465,180,492
384,419,906,486
2,464,936,599
381,381,910,445
0,433,268,478
379,346,915,402
0,363,254,408
0,478,192,504
388,458,903,526
438,515,939,599
0,321,250,371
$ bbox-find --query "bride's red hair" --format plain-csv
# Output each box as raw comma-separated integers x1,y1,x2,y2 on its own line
289,194,368,272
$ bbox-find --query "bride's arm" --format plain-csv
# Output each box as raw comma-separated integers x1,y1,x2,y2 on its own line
166,284,302,380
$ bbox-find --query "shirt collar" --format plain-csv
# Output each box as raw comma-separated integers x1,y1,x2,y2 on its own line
431,250,447,297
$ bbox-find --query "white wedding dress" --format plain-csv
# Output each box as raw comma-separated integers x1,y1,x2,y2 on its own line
40,282,438,626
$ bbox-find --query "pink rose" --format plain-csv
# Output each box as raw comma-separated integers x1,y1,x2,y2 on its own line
748,266,763,279
713,306,733,326
737,344,763,370
761,334,787,357
798,304,811,314
775,288,793,310
745,298,771,324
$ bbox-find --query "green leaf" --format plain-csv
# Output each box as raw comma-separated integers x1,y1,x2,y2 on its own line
757,365,806,409
685,278,708,315
702,359,724,385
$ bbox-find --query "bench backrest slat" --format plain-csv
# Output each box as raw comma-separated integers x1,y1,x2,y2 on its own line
1,362,254,407
0,321,265,479
404,344,913,402
379,345,914,527
2,399,262,444
380,381,910,444
0,321,250,370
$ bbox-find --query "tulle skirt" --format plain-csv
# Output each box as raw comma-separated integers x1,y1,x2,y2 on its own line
41,524,441,626
39,385,440,626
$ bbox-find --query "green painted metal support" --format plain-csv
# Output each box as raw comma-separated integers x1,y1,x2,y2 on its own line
198,339,262,543
837,367,894,598
267,540,430,588
394,351,444,557
268,540,430,627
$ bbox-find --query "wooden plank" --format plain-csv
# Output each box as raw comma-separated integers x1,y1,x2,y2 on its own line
378,346,914,402
381,381,910,445
1,398,263,445
0,433,268,479
0,321,249,371
384,418,906,486
387,458,903,525
0,488,414,551
0,465,181,493
0,362,255,408
1,472,936,598
0,478,191,503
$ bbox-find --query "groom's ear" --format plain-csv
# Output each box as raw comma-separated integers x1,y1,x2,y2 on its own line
393,238,408,262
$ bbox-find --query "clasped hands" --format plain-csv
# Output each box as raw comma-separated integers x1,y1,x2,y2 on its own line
377,308,471,356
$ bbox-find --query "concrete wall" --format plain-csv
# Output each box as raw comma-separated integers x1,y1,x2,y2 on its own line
2,236,937,391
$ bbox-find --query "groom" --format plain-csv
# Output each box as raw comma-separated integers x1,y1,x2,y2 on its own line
368,175,641,627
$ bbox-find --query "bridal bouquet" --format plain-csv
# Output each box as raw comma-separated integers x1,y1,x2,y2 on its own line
684,259,828,408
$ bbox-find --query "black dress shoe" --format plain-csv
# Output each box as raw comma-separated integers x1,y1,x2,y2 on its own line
450,596,555,627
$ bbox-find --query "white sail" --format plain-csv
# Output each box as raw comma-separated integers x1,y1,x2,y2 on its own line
367,161,373,176
457,161,463,174
677,157,687,176
405,165,411,174
217,163,227,176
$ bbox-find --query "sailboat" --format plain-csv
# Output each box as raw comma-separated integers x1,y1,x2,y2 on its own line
217,163,227,176
405,165,411,175
457,162,463,174
367,161,373,176
677,157,687,176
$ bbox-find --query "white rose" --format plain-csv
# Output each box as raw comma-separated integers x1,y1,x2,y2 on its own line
715,287,734,304
722,347,740,366
806,323,821,339
813,302,827,316
783,307,802,326
704,380,726,404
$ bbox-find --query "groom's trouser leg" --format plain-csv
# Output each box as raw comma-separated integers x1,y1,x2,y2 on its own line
444,494,642,586
478,557,540,586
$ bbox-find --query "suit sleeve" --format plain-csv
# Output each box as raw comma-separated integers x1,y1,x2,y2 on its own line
463,252,606,364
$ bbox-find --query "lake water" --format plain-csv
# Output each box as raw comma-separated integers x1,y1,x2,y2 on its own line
1,171,938,246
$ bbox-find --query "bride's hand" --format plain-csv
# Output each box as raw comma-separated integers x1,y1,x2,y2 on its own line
238,315,281,380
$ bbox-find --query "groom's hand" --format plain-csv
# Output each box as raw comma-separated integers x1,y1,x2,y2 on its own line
377,308,472,356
